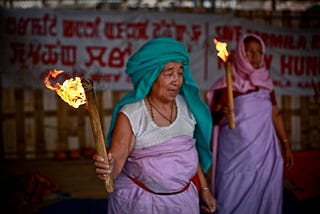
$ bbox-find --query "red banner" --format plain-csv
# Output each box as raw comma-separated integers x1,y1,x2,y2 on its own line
1,9,319,95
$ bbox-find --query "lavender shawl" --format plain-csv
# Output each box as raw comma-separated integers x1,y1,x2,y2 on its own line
107,136,199,214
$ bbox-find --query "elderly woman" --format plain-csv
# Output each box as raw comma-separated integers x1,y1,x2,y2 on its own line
207,34,294,214
93,37,216,213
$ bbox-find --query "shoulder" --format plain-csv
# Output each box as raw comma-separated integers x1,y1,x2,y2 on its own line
121,100,144,114
119,100,147,136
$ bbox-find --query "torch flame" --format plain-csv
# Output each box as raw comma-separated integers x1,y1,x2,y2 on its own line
213,38,229,62
44,69,86,108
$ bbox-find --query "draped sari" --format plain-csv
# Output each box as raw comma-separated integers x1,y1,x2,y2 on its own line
107,136,199,214
214,91,283,214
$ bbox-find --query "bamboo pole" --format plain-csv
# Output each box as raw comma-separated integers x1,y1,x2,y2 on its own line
225,60,235,129
81,79,114,193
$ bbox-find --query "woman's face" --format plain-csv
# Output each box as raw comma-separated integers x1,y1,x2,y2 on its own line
244,39,263,69
151,62,184,102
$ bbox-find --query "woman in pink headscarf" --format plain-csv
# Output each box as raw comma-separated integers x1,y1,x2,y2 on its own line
206,34,294,214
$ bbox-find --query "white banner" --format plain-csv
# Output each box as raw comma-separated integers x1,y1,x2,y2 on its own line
1,8,319,95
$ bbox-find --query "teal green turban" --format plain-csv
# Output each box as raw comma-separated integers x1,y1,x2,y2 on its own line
106,37,212,172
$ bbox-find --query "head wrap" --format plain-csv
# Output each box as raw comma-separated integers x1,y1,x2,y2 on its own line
107,37,212,172
207,33,274,108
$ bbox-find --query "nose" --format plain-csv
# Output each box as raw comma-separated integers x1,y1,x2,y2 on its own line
171,71,180,85
253,52,261,59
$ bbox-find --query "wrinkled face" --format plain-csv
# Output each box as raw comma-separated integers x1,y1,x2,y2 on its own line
245,39,263,69
151,62,184,102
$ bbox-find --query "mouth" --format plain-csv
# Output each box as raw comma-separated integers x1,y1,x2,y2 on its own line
168,89,178,95
251,62,259,69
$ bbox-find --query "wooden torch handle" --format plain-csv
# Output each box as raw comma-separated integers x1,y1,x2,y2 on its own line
226,61,236,129
81,79,114,193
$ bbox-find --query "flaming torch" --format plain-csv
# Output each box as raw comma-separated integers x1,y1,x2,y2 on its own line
44,69,114,193
213,39,235,129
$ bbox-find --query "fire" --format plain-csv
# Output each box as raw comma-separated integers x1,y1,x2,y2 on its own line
213,38,229,62
44,69,86,108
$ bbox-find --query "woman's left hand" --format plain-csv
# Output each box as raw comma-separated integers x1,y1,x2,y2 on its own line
284,148,294,169
200,187,216,213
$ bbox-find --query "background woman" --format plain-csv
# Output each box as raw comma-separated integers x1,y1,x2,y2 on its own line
207,33,294,214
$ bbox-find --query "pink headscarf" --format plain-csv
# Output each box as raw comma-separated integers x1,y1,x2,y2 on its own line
207,33,274,108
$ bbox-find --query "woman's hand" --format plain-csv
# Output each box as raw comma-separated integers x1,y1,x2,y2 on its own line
212,104,231,125
283,145,294,169
93,153,114,181
221,104,231,118
200,187,216,213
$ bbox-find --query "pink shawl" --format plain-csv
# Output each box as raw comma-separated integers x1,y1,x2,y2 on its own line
207,33,274,109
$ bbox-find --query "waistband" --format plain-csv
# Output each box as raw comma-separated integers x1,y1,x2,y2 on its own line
124,172,191,195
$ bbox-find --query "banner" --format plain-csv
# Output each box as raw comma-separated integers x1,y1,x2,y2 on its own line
1,8,319,95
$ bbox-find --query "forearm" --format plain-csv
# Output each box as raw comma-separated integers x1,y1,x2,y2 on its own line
196,164,210,190
109,136,135,179
272,106,290,150
272,106,295,168
197,164,216,213
108,151,126,179
109,113,136,179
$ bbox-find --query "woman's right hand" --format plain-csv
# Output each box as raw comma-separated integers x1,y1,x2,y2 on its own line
213,104,231,124
93,153,114,181
221,104,231,118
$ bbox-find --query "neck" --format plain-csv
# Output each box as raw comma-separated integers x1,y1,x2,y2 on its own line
147,96,176,124
150,100,173,109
